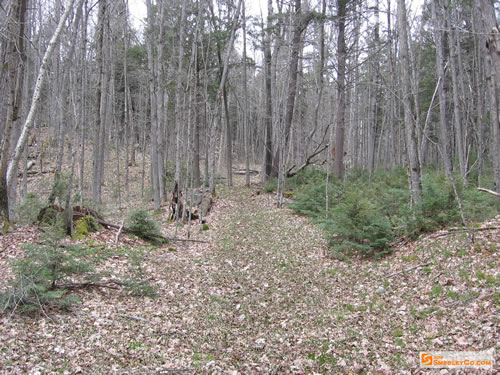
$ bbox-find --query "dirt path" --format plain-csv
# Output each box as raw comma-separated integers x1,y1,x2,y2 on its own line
1,182,498,374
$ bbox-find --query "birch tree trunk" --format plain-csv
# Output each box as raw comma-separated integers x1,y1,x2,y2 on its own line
3,0,79,220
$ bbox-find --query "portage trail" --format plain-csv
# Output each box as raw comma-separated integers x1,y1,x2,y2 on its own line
1,180,498,374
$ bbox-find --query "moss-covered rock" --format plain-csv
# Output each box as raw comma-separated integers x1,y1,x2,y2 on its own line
73,216,100,239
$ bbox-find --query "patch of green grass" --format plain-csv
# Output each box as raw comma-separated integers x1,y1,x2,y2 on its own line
422,266,432,275
457,248,467,257
493,292,500,306
344,304,356,312
431,284,443,298
459,268,470,282
325,269,336,277
128,340,143,350
417,307,440,319
390,353,409,368
402,255,419,262
459,291,479,301
210,295,222,303
476,269,486,280
485,274,498,286
317,353,337,366
446,289,458,300
408,326,419,334
394,337,405,347
392,328,404,337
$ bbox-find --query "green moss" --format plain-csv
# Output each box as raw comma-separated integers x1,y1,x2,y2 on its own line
1,216,10,235
73,216,100,240
201,223,210,231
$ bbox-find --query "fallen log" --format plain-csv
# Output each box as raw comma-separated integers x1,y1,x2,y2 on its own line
94,218,208,243
232,167,259,175
20,169,54,177
477,187,500,198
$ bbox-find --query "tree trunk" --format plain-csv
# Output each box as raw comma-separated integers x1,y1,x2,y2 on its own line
445,1,467,183
262,0,273,181
146,0,160,210
242,1,250,186
334,0,348,180
4,0,79,220
477,0,500,190
0,0,27,220
92,0,106,204
271,0,311,177
397,0,422,205
174,0,187,185
432,1,453,175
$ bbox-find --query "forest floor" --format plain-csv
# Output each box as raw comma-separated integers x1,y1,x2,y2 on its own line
0,175,499,374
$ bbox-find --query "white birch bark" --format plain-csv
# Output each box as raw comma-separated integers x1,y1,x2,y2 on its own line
6,0,80,188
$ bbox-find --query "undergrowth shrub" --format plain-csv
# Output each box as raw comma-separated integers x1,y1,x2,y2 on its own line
17,193,45,225
322,190,394,258
121,248,157,297
263,178,278,193
126,209,164,244
288,167,499,259
0,228,96,312
1,227,159,314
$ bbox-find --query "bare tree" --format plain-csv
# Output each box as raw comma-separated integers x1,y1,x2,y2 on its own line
261,0,273,181
92,0,107,204
397,0,422,205
334,0,348,180
477,0,500,191
0,0,27,220
2,0,80,221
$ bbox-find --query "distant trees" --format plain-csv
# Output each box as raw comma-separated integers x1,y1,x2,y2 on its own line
0,0,498,224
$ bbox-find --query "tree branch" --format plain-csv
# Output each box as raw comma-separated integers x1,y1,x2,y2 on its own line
287,144,328,178
477,187,500,198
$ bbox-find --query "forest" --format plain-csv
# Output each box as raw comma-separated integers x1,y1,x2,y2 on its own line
0,0,499,373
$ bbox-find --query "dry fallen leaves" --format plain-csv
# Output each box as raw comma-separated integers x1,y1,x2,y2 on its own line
0,177,498,374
